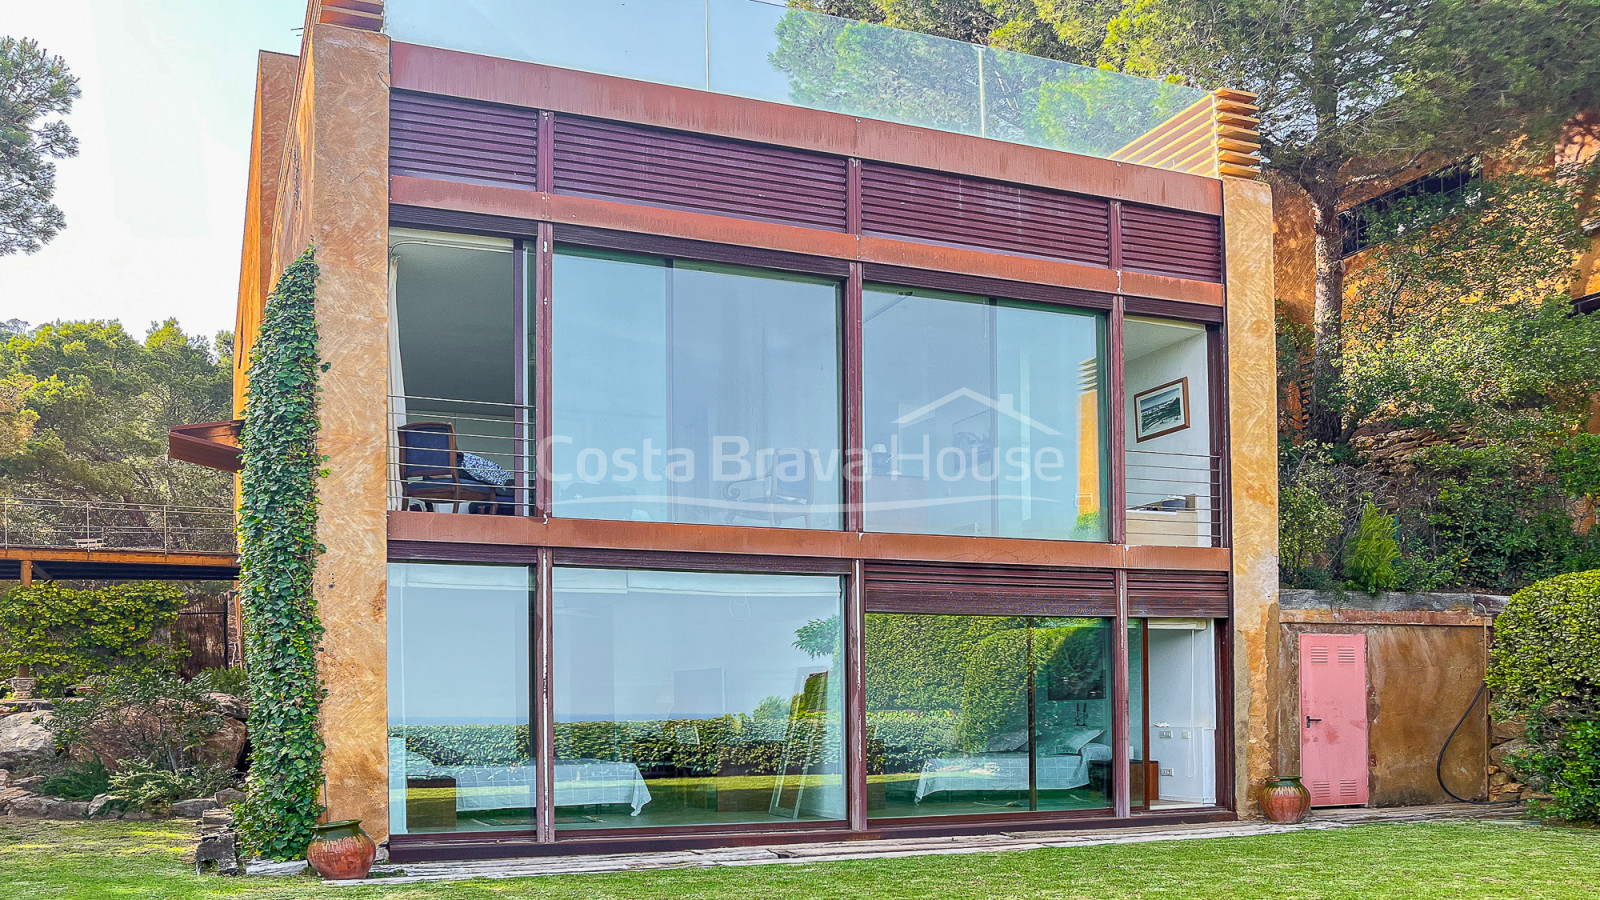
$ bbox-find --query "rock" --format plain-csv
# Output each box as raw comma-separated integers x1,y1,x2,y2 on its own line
86,793,115,817
54,800,89,818
7,795,61,818
0,712,56,769
1490,770,1510,786
1489,737,1529,768
204,693,248,721
201,808,235,828
170,797,220,818
214,787,246,805
0,786,33,812
11,775,44,791
0,768,9,787
1492,719,1525,743
195,831,241,876
120,810,153,821
198,716,248,770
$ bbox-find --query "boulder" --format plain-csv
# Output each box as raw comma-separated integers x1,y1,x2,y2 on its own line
0,768,9,787
86,793,115,817
195,831,241,876
204,693,248,721
214,787,246,805
1489,737,1529,768
0,712,56,769
0,786,33,813
198,716,248,770
11,775,44,791
170,797,220,818
8,795,61,818
53,800,89,818
1492,719,1525,743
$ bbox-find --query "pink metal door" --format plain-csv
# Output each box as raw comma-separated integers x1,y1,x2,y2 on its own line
1298,633,1369,806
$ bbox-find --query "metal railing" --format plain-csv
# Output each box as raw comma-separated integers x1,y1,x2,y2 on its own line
0,497,237,554
389,395,533,516
1124,450,1224,548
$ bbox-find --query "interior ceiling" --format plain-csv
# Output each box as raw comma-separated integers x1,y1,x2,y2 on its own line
1124,318,1203,360
394,241,515,406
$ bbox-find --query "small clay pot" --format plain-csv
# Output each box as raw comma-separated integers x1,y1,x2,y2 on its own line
1260,775,1312,824
305,819,377,880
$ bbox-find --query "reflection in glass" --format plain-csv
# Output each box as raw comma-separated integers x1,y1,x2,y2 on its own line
1133,619,1218,810
552,250,842,528
862,287,1106,540
552,568,846,829
387,563,533,835
865,614,1113,818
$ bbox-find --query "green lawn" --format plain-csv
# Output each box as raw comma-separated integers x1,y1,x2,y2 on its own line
2,818,1597,899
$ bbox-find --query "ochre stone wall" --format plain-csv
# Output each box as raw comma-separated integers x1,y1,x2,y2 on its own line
1223,177,1282,815
1275,619,1490,805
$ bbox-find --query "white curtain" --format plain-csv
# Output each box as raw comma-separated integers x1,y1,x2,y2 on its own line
387,251,407,511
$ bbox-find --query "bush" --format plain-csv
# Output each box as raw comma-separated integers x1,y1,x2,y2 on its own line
0,582,189,696
38,760,110,801
1487,570,1600,823
109,757,237,813
47,670,225,774
192,666,248,697
1345,502,1400,592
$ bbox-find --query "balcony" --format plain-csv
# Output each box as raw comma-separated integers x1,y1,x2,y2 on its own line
383,0,1233,171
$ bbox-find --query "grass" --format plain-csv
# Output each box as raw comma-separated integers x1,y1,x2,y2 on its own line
2,817,1597,899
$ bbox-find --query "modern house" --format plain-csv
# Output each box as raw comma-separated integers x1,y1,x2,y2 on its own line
200,0,1279,860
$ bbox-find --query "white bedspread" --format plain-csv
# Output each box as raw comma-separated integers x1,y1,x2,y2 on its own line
414,759,653,815
914,747,1112,801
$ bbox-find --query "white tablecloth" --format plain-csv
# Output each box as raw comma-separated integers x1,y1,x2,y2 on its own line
421,759,653,815
914,747,1111,801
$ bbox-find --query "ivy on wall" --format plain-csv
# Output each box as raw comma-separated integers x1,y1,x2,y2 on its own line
234,247,327,861
0,581,188,696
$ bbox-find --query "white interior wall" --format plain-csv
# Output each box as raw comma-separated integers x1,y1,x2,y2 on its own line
1146,621,1217,805
1123,322,1209,509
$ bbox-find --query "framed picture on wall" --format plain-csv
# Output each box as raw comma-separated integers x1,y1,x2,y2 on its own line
1133,377,1190,442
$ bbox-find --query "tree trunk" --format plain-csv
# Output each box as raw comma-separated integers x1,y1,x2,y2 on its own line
1308,190,1345,443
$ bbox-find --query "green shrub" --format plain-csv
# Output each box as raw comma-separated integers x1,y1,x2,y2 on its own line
1345,502,1400,593
109,758,238,814
192,666,249,697
1280,474,1343,585
47,670,224,775
0,581,189,696
1487,570,1600,823
38,760,110,801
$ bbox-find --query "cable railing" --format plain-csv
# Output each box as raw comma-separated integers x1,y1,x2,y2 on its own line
388,395,533,516
0,497,236,554
1124,450,1224,548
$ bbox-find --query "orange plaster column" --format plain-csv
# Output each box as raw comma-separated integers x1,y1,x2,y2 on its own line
1222,176,1281,815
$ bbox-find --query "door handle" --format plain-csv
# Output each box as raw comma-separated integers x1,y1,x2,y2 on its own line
1305,716,1322,729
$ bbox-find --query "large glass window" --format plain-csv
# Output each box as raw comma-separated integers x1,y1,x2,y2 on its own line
388,563,533,835
552,567,846,829
1124,317,1215,546
552,250,842,528
864,614,1114,819
389,230,523,515
1129,618,1219,809
862,287,1106,540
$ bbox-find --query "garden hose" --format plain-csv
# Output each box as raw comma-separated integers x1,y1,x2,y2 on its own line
1437,682,1493,804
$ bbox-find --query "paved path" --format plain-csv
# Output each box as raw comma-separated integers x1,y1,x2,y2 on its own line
310,803,1523,887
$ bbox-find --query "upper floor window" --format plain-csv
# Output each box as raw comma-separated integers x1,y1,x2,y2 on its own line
861,286,1106,541
1340,159,1482,257
552,249,844,528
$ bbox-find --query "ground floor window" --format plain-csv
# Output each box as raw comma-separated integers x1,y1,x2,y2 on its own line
384,561,1225,840
865,614,1115,818
552,567,846,829
1131,618,1219,809
387,563,534,836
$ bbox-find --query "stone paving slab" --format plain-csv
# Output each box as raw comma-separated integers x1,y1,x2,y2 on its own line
321,803,1523,887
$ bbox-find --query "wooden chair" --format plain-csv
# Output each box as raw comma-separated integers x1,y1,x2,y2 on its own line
397,422,495,512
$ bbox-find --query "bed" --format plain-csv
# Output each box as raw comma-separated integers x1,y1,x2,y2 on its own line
914,744,1113,802
393,741,652,817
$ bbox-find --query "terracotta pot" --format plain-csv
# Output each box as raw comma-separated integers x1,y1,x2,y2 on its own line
1260,775,1312,824
305,819,376,880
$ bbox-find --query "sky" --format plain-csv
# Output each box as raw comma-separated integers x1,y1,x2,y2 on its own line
0,0,308,341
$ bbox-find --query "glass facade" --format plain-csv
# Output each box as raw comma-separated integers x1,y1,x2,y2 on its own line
864,614,1114,818
862,287,1107,541
551,250,843,529
551,567,846,828
387,563,534,836
1123,317,1216,547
